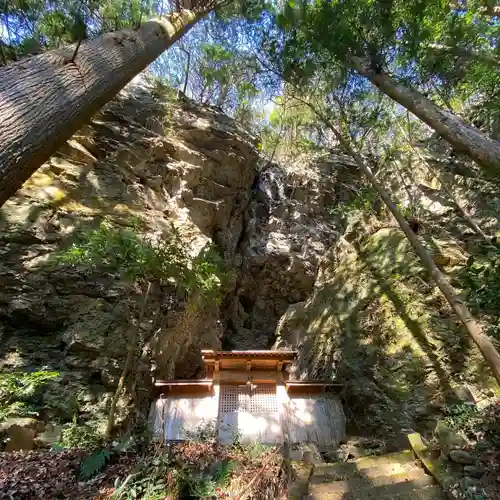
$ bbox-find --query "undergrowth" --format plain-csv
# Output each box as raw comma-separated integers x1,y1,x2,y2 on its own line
57,221,225,303
58,416,102,451
0,371,59,422
457,238,500,340
111,450,235,499
444,402,500,448
148,75,179,132
327,185,377,224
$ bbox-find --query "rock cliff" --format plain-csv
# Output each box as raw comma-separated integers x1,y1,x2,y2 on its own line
0,77,346,438
1,76,499,448
0,76,259,433
226,156,355,348
274,147,500,444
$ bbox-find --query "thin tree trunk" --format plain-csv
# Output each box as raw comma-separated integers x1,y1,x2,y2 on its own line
216,79,231,108
427,43,500,67
106,282,152,438
0,7,212,207
333,126,500,384
395,118,488,240
348,55,500,178
180,46,191,94
303,99,500,384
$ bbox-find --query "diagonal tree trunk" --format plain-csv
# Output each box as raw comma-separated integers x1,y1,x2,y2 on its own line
297,96,500,385
331,124,500,385
0,7,214,207
348,55,500,179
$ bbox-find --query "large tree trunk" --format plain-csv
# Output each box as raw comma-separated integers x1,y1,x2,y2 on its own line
0,8,209,206
311,105,500,385
348,55,500,178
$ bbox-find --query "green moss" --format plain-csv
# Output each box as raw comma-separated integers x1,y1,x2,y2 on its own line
0,371,60,422
285,227,488,438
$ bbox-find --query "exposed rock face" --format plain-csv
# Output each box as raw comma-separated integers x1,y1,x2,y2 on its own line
0,77,258,433
273,151,500,443
3,75,499,451
225,156,360,349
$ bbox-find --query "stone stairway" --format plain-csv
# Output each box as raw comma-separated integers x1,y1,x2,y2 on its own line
291,450,446,499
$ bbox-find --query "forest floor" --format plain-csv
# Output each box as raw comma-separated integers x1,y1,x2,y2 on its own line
0,441,287,499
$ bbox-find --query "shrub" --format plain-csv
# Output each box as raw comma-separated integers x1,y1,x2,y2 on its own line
445,401,500,447
182,418,217,442
59,417,102,451
57,221,225,303
328,185,377,222
79,449,111,479
0,371,59,422
112,452,172,499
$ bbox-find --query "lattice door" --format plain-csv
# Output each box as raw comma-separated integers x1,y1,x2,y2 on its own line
219,385,278,414
218,385,281,444
248,385,279,413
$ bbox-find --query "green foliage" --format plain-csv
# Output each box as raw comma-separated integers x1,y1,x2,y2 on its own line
148,75,179,130
445,402,500,447
182,418,217,442
0,371,59,422
328,185,377,222
0,401,40,421
211,459,234,486
457,239,500,340
80,448,111,479
445,403,483,438
59,417,102,451
57,221,225,302
112,451,235,500
179,459,235,498
458,240,500,315
190,42,261,111
1,0,155,63
112,452,171,499
242,442,270,459
395,202,417,220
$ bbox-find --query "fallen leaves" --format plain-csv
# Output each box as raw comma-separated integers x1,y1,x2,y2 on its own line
0,450,136,499
0,443,287,499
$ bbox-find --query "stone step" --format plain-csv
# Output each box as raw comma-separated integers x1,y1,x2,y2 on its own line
312,450,416,480
310,467,429,491
305,485,445,500
312,461,420,482
307,477,440,499
408,486,447,500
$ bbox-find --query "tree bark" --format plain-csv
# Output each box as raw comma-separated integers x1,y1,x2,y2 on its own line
323,118,500,385
348,55,500,178
0,8,210,207
180,46,191,95
106,282,152,438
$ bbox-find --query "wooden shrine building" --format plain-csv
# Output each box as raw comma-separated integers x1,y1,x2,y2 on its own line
149,350,345,447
